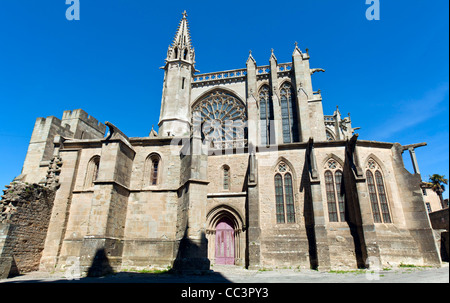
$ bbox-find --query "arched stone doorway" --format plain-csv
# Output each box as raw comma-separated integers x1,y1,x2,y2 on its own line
206,205,245,266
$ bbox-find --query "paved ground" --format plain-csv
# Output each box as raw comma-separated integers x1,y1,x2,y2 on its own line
0,262,448,283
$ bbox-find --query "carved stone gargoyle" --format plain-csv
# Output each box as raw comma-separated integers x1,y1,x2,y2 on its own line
310,68,325,75
105,121,133,149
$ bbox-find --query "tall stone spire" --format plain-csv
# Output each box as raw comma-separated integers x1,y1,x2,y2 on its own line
158,11,195,137
166,11,195,65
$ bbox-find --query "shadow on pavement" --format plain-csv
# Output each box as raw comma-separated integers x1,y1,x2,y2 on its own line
1,269,233,283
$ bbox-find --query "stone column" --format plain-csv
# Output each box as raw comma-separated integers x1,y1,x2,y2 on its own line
354,176,382,267
172,132,210,273
269,50,283,146
246,52,259,147
292,44,313,142
304,139,330,270
408,148,421,174
247,151,261,269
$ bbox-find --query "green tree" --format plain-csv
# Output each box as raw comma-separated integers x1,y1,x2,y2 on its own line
427,174,448,209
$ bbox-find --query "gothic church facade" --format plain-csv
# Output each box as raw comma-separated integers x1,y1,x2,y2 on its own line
13,12,442,273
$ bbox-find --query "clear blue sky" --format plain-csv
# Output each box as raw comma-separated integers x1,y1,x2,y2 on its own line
0,0,448,197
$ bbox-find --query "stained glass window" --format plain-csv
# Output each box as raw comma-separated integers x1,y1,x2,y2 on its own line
275,174,285,223
280,83,299,143
192,90,247,149
274,162,296,224
365,158,392,223
366,170,382,223
151,158,159,185
259,85,273,145
325,170,338,222
284,173,295,223
335,170,345,221
375,171,391,223
324,158,345,222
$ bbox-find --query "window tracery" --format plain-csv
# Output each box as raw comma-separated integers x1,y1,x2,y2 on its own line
366,158,391,223
324,158,345,222
280,82,299,143
192,90,247,149
274,161,295,224
259,85,274,145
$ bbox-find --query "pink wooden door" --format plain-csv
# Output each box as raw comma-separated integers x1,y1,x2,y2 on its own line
215,219,235,265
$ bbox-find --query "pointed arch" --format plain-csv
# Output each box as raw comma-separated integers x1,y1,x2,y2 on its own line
278,79,294,92
362,154,389,173
272,157,298,180
206,205,245,265
256,81,270,94
326,129,335,141
191,87,246,109
322,154,345,170
206,204,245,233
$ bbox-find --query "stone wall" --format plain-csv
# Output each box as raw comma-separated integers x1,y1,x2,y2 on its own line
0,182,55,278
429,208,449,261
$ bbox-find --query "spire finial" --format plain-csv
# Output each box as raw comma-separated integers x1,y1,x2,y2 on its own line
167,11,194,62
247,50,256,65
294,41,298,47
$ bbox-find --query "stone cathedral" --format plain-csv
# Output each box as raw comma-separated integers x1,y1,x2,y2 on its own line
0,12,442,276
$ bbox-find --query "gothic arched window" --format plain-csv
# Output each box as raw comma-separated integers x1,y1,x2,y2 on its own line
274,162,296,224
366,159,391,223
280,82,299,143
150,158,159,185
259,85,274,145
144,153,161,187
192,90,247,149
84,155,100,189
324,158,345,222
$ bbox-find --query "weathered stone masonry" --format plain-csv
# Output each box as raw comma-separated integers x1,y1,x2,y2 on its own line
0,182,55,278
0,12,444,277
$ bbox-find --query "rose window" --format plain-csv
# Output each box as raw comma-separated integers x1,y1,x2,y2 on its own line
192,90,247,148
